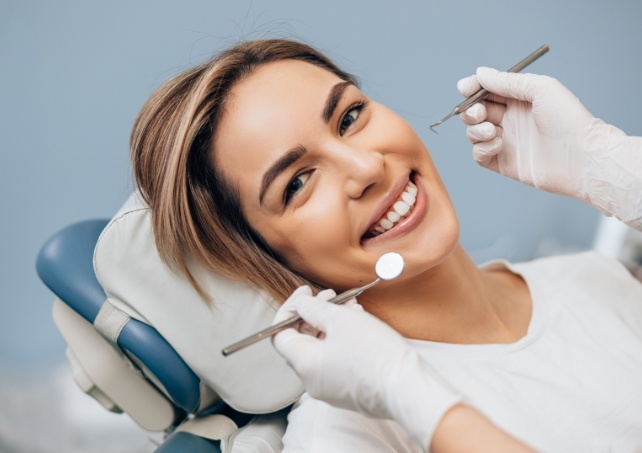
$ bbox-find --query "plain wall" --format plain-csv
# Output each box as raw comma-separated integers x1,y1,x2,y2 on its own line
2,0,641,365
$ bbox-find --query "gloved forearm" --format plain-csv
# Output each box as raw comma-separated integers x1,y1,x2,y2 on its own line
458,67,642,231
582,129,642,230
272,287,462,450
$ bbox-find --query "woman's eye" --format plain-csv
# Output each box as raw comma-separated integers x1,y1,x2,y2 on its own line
339,102,365,136
284,172,310,205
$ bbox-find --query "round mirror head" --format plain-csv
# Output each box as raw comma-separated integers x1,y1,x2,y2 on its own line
375,252,405,281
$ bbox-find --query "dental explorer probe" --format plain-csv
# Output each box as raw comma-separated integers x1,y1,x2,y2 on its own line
221,252,405,356
429,44,550,132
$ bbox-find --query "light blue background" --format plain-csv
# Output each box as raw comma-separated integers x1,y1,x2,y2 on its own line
2,1,641,366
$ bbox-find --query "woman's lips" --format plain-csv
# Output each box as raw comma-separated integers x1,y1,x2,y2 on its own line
363,179,418,238
361,173,428,244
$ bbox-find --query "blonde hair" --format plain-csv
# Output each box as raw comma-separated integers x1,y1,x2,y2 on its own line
131,39,357,302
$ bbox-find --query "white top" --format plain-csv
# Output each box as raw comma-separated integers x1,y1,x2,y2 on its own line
282,252,642,452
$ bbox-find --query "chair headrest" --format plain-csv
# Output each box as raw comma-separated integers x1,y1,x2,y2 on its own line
93,192,303,414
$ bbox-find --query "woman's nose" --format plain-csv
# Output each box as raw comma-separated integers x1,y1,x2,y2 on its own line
335,145,385,199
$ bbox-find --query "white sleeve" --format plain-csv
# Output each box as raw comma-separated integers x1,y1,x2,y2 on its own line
282,394,422,453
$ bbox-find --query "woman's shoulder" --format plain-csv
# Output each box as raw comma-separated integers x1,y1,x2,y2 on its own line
508,251,642,306
282,393,421,453
508,250,632,282
480,251,642,307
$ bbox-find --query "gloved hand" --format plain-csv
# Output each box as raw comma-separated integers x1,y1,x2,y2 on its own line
458,67,642,230
272,286,463,450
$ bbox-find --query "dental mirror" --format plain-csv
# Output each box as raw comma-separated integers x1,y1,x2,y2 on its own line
221,252,405,356
375,252,405,281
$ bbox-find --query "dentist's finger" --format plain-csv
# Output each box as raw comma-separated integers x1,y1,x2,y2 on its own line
466,122,498,144
456,75,481,98
460,102,487,125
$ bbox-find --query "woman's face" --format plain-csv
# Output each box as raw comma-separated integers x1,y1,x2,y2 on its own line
214,59,459,291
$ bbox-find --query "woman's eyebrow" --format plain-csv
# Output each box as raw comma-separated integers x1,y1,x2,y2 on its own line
258,81,351,206
259,145,307,206
323,81,353,123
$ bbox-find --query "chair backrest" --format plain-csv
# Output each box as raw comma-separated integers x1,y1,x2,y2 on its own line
92,192,303,415
36,205,295,449
36,219,220,431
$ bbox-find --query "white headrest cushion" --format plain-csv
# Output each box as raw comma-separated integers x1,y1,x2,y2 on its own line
93,192,303,413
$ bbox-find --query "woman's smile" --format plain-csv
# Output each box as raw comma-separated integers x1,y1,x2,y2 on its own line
361,172,427,244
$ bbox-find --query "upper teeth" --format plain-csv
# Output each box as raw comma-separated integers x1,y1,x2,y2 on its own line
371,180,417,236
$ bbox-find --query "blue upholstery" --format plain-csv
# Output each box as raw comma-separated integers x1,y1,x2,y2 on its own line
36,219,109,322
36,219,201,413
155,433,221,453
117,318,201,412
36,219,265,452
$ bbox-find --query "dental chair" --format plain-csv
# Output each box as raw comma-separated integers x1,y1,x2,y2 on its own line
36,192,304,452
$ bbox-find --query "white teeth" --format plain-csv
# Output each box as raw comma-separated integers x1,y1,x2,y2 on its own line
387,211,401,223
379,218,394,230
368,180,418,238
402,191,415,205
393,201,410,216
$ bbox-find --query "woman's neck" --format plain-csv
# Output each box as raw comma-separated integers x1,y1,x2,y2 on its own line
358,244,531,344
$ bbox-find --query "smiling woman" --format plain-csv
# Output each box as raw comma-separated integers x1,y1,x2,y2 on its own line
214,58,459,295
130,39,642,452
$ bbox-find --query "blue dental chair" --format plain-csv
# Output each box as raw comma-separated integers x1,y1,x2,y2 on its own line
36,192,303,452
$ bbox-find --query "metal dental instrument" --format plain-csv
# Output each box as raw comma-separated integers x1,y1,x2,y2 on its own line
429,44,550,133
221,252,405,356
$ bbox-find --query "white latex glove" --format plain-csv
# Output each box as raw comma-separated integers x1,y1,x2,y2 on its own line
458,67,642,230
222,410,287,453
272,286,463,450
